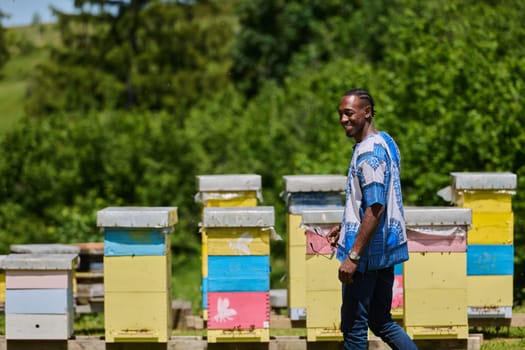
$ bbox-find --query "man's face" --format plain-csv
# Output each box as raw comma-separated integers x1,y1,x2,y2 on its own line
338,95,370,142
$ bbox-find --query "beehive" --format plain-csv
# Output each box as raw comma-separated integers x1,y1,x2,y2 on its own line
404,206,471,340
282,175,345,321
97,206,177,343
1,253,78,340
202,206,274,343
301,207,343,341
195,174,262,320
450,172,516,319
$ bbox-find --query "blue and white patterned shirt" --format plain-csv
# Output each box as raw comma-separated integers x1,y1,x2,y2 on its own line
336,131,409,271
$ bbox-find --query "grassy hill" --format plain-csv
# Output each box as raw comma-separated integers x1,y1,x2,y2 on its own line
0,23,58,134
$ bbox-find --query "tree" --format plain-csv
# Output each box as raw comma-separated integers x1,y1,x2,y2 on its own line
231,0,393,96
0,109,200,253
25,0,237,119
31,12,42,26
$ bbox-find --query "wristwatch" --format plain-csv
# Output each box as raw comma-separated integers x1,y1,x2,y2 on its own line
348,250,360,262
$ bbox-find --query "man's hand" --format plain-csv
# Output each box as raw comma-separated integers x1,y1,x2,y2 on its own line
338,257,357,284
326,224,341,248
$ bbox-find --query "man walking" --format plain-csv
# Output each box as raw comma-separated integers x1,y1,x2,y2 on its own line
328,88,418,350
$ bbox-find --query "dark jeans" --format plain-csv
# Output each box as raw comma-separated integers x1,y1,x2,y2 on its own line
340,266,418,350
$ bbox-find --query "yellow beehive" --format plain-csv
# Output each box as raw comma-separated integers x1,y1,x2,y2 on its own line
282,175,346,322
467,275,513,307
468,211,514,244
404,252,468,339
301,208,344,342
404,206,471,333
97,206,177,343
449,172,516,321
105,291,172,342
455,191,513,213
205,227,270,256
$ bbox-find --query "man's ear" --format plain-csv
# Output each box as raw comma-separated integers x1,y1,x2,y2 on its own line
365,105,372,119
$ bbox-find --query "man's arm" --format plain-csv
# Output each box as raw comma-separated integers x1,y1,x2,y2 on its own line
338,203,384,284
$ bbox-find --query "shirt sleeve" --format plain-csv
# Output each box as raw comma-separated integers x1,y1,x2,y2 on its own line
356,147,388,208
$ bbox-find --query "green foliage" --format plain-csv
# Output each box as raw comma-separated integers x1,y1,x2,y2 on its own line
1,0,525,308
231,0,363,96
372,0,525,301
73,313,105,336
0,110,201,254
26,0,237,117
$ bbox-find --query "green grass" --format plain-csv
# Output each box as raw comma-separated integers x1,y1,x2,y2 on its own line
481,338,525,349
479,326,525,349
0,23,57,134
0,80,26,133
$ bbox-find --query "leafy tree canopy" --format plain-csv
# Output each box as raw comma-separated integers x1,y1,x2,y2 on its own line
26,0,237,119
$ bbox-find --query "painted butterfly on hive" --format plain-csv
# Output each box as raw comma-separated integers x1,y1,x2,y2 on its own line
228,232,254,255
213,297,237,322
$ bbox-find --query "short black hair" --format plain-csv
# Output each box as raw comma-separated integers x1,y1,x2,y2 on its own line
343,88,375,117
